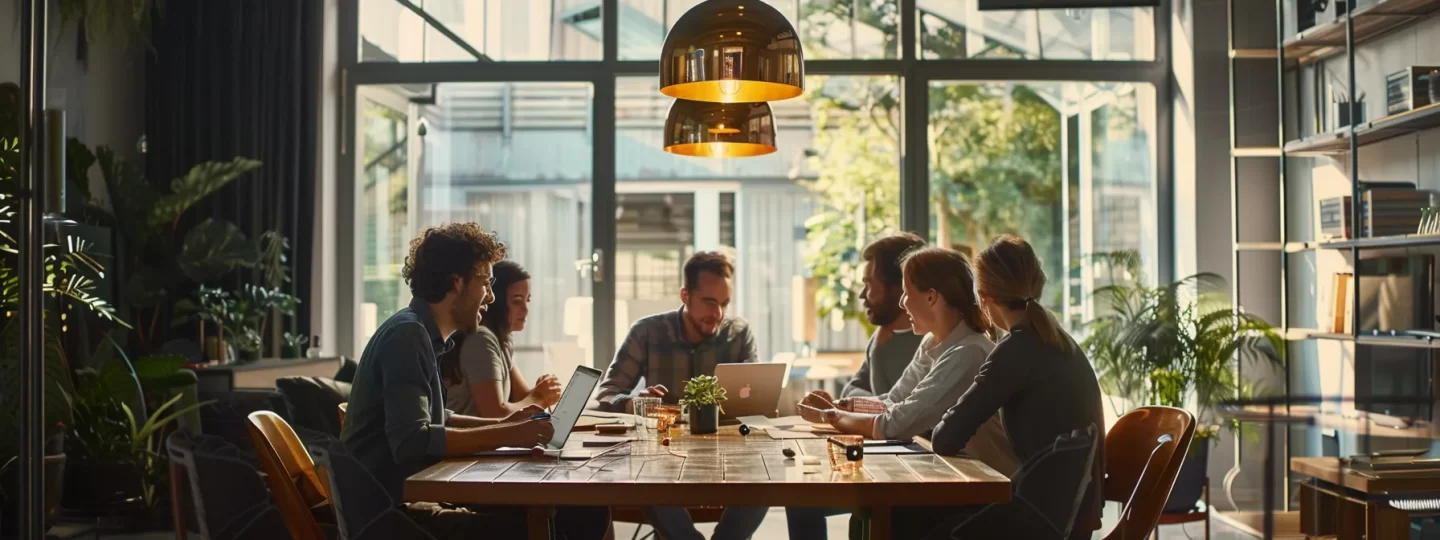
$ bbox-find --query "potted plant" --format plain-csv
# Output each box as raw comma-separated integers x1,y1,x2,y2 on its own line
63,347,208,529
1082,251,1283,514
0,131,129,535
679,375,727,435
281,332,308,359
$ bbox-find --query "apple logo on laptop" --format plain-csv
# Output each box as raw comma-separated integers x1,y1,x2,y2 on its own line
739,384,752,399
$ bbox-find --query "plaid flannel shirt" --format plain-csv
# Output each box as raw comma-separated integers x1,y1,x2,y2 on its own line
594,307,759,412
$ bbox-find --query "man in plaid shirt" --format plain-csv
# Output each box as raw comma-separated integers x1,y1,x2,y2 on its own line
594,251,759,413
593,251,767,540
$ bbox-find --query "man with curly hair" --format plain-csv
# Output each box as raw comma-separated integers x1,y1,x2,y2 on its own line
343,222,610,539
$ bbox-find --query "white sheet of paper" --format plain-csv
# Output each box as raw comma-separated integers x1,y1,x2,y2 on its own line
766,429,823,439
475,447,560,457
737,415,810,428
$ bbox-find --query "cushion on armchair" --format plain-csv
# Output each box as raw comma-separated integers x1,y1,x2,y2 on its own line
276,377,353,438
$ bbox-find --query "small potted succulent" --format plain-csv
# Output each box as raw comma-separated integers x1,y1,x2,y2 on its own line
281,332,309,359
679,375,727,435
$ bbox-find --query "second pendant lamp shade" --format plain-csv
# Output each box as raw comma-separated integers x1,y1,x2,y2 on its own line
664,99,776,158
660,0,805,103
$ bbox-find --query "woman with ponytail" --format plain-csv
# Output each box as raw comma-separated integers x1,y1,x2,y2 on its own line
796,247,1019,477
917,234,1105,539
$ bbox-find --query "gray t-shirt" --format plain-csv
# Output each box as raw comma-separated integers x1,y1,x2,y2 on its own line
444,327,512,416
841,328,923,398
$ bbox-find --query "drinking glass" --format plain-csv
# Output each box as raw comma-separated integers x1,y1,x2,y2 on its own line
633,396,661,428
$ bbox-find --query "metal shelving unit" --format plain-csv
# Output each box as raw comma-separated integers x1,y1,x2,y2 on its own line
1229,0,1440,533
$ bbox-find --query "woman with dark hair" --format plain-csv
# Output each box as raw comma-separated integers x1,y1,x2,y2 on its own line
441,260,562,417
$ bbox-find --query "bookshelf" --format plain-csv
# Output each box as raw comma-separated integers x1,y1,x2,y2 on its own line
1228,0,1440,524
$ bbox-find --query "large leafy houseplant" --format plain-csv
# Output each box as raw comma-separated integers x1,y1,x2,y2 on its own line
0,133,129,529
66,138,261,352
1081,251,1284,512
1082,252,1284,424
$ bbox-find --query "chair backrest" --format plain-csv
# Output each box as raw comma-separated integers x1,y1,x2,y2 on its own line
308,437,433,539
1009,424,1100,538
166,429,289,540
1102,406,1197,540
246,411,329,540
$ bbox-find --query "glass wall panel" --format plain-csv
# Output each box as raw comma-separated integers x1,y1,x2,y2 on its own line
360,0,602,62
619,0,898,60
356,82,595,379
918,0,1154,61
615,75,900,365
927,81,1158,329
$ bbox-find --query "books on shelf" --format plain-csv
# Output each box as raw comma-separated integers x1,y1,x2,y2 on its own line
1318,187,1433,240
1330,273,1353,334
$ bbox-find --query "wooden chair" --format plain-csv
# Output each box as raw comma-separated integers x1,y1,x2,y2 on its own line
1102,406,1197,540
247,411,331,540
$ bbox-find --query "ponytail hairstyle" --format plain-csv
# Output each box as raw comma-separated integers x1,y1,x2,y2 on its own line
975,234,1068,350
900,247,995,339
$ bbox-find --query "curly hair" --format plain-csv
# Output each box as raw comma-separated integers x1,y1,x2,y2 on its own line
402,222,506,303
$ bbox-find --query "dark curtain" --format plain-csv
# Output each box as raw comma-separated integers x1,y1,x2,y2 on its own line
145,0,319,337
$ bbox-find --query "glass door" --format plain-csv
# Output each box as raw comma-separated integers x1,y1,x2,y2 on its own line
352,81,596,380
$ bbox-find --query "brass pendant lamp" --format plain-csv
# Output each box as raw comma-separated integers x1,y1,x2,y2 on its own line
659,0,805,103
663,99,776,158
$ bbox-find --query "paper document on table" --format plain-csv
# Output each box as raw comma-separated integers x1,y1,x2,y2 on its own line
766,429,823,439
475,447,560,457
789,424,840,434
735,415,810,428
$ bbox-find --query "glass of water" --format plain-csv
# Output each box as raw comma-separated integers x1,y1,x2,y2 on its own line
633,396,661,428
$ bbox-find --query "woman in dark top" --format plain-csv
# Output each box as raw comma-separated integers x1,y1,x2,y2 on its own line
911,234,1106,539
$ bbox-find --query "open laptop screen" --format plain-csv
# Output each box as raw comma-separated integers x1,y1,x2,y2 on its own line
547,365,603,449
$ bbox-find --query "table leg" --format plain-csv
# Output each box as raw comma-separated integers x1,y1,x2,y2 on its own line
528,505,551,540
869,506,892,540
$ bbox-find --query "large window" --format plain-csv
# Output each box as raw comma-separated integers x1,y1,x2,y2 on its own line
357,82,595,376
360,0,602,62
616,75,899,364
342,1,1168,364
927,81,1157,329
618,0,898,60
918,0,1154,61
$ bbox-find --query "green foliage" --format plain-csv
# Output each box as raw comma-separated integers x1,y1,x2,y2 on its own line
679,375,728,410
928,83,1062,273
174,284,299,355
801,77,902,327
1081,251,1285,431
258,231,292,289
282,332,309,358
0,135,128,467
68,341,207,509
68,138,262,349
177,218,258,283
57,0,164,47
148,158,264,230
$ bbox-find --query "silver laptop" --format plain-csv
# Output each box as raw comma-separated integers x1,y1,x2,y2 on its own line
714,363,787,418
546,365,603,449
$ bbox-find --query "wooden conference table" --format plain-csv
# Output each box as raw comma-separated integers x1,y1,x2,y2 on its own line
405,425,1011,540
